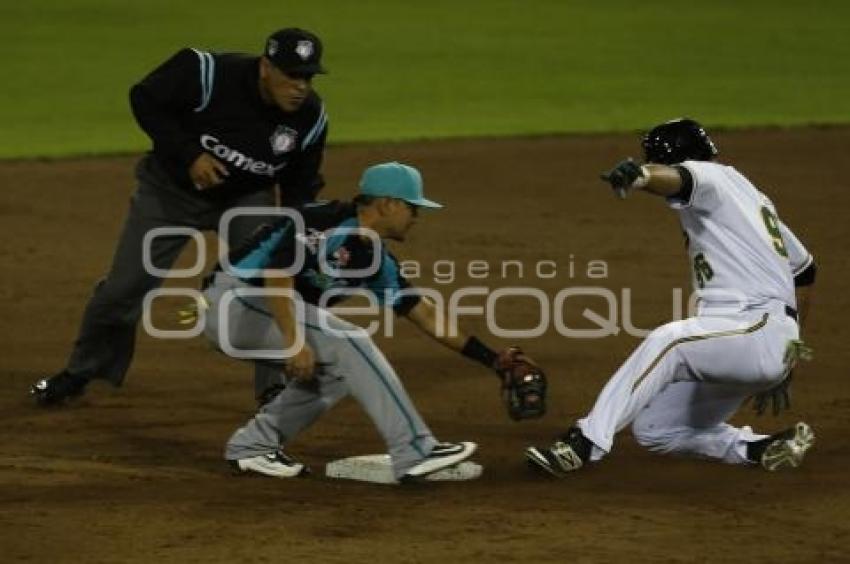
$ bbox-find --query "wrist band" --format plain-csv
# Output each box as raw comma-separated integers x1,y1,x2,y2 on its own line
461,336,498,369
632,165,650,189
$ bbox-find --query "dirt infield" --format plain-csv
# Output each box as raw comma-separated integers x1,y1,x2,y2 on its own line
1,128,848,563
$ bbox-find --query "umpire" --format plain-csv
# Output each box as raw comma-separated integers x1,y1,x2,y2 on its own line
32,28,330,406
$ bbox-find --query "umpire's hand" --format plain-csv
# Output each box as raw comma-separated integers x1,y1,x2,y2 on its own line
190,153,230,190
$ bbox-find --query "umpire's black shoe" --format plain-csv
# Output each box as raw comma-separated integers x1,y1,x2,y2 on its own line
525,426,593,477
31,371,89,406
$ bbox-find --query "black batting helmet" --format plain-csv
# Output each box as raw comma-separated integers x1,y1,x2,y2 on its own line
642,118,718,164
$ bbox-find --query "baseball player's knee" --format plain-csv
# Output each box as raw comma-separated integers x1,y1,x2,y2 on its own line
634,323,688,365
648,320,688,343
632,416,666,448
335,318,367,338
632,422,690,454
313,308,369,340
317,374,347,401
631,408,689,451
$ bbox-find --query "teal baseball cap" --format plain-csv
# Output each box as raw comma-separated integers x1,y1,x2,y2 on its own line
358,162,443,209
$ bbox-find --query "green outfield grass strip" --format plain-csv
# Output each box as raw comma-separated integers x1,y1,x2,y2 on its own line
3,122,846,163
2,0,849,159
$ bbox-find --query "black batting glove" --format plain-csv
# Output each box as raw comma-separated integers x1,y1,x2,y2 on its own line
600,158,645,198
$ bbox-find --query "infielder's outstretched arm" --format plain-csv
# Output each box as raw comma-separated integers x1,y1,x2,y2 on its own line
404,297,468,352
403,294,548,420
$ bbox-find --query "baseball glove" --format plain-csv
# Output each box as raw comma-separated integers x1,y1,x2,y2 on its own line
494,347,547,420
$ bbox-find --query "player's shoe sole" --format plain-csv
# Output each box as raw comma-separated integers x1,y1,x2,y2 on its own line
525,441,585,477
401,441,477,482
760,422,815,471
526,426,592,477
229,451,309,478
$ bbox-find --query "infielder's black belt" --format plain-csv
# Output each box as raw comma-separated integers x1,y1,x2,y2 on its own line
785,305,798,321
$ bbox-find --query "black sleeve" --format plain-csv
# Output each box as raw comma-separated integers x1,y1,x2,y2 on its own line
278,115,327,206
372,250,422,316
794,261,817,287
129,48,205,168
266,221,300,272
670,165,695,203
225,217,297,273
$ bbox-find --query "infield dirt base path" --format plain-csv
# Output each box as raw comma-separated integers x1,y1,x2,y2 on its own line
1,128,848,563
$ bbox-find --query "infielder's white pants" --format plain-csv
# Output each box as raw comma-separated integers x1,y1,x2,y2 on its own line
577,304,799,464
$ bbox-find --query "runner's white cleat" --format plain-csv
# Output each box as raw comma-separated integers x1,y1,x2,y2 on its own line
757,422,815,471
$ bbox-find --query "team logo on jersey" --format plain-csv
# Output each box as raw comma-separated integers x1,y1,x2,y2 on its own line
295,228,326,253
201,134,285,176
295,40,314,60
333,246,351,268
270,126,298,154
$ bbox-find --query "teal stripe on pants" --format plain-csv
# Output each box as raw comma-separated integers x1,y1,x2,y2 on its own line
341,333,427,457
223,291,428,458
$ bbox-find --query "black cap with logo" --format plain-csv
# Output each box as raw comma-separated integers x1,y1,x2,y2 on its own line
264,28,327,75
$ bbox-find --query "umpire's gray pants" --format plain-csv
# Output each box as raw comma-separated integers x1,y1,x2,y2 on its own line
203,272,438,479
64,154,283,397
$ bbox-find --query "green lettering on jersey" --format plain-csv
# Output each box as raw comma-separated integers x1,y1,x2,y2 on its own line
693,253,714,289
760,206,789,258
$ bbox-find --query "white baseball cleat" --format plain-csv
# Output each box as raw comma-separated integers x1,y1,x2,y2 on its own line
525,441,584,477
757,422,815,471
229,451,309,478
401,442,477,481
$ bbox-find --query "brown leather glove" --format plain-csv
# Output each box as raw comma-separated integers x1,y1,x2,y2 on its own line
494,347,547,421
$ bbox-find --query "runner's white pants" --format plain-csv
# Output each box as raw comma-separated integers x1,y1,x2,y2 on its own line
577,303,799,464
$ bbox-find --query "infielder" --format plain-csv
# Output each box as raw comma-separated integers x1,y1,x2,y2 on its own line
32,28,329,406
526,118,817,475
201,162,547,481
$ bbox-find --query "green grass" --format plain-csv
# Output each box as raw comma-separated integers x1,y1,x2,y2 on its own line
1,0,849,158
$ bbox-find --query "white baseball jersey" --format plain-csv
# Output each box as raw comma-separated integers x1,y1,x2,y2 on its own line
671,161,813,311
